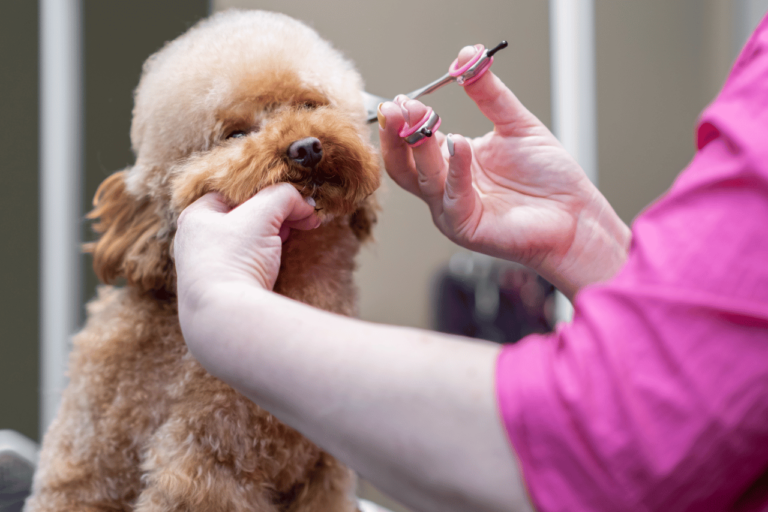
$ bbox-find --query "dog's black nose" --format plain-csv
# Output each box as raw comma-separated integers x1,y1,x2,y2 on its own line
287,137,323,169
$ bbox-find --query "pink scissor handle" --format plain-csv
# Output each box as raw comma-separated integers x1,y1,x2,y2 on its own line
394,41,508,144
398,107,442,147
449,44,484,76
406,116,442,147
460,58,493,85
448,43,498,86
399,108,434,138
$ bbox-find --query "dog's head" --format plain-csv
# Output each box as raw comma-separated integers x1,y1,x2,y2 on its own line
86,10,381,295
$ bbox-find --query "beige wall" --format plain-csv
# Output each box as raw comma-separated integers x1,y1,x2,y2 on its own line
208,3,746,508
596,0,731,223
212,1,751,334
214,0,551,331
211,4,550,508
0,2,761,509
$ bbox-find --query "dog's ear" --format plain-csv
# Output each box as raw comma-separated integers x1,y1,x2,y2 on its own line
84,170,174,293
349,195,378,242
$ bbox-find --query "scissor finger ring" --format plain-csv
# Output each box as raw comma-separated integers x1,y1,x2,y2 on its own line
399,108,442,147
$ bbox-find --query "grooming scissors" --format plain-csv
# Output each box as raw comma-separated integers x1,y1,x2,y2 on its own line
363,40,508,146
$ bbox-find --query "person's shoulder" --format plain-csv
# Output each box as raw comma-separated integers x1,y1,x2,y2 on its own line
697,14,768,155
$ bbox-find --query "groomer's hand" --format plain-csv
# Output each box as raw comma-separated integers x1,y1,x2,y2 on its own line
378,45,631,300
174,184,319,302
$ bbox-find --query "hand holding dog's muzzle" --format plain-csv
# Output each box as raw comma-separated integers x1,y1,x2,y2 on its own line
175,184,320,296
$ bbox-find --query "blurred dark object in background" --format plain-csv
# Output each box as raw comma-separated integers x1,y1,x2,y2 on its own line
0,431,37,512
433,253,555,344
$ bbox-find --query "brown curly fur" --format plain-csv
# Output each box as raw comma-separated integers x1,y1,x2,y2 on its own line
26,10,380,512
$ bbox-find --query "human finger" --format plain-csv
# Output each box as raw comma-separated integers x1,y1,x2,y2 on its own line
280,213,321,242
456,45,541,136
279,224,291,243
283,194,323,231
232,183,319,235
442,134,477,228
177,192,231,228
378,100,421,196
401,99,448,211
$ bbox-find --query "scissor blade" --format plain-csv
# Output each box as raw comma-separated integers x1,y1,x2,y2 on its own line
362,71,455,124
406,72,454,101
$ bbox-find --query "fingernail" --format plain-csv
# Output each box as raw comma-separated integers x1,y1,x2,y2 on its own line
377,103,386,129
399,103,411,125
305,196,316,207
446,134,455,156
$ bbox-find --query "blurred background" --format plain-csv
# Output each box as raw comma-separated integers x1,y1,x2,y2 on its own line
1,1,767,511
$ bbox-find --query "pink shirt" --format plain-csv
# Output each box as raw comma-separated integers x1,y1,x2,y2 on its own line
496,15,768,512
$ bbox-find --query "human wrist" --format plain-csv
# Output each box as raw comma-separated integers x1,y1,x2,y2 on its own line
178,278,269,372
547,189,631,300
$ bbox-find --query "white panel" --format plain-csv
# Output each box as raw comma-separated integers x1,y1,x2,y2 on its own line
549,0,597,322
39,0,82,437
550,0,597,186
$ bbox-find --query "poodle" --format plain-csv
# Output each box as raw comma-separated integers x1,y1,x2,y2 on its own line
26,10,381,512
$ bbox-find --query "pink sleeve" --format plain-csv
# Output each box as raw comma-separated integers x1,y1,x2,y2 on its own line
496,15,768,512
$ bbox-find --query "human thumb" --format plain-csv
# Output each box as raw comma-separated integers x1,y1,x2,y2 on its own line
231,183,320,236
177,192,232,229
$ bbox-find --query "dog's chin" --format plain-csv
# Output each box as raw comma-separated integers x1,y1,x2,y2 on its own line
284,167,376,223
289,183,363,223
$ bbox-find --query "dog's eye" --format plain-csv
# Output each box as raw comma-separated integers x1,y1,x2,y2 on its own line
227,130,247,139
301,102,317,110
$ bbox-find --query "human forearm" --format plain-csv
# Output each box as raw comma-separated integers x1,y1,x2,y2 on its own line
181,282,533,512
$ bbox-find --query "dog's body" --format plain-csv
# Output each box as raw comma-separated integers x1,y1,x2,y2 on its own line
26,10,380,512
